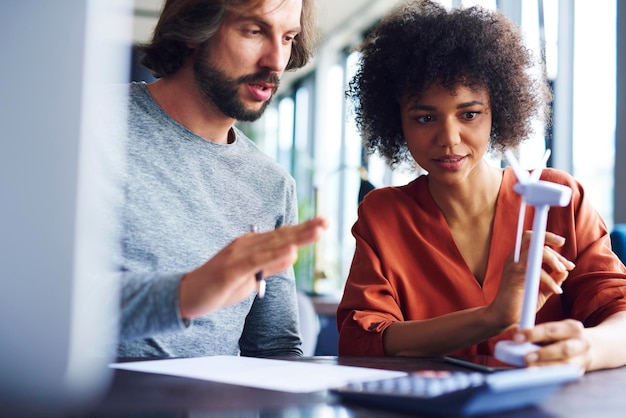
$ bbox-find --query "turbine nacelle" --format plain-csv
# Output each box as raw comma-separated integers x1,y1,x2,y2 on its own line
513,180,572,207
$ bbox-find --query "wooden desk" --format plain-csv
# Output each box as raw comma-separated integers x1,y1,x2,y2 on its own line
84,356,626,417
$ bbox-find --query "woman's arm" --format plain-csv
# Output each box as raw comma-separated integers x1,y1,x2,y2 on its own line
383,306,507,356
384,232,572,357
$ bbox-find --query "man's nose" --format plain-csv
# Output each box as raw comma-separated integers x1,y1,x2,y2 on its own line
259,37,290,73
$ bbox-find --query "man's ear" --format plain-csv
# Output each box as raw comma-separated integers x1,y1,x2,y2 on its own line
186,42,200,55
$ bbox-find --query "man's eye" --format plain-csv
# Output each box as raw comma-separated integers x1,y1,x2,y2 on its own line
284,33,299,44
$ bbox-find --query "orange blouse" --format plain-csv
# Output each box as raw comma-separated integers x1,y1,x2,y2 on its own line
337,167,626,356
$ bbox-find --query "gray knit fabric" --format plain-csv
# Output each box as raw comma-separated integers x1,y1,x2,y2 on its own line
116,82,302,358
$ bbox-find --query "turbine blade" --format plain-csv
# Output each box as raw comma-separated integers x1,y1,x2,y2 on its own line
514,199,526,263
529,149,552,183
504,149,529,184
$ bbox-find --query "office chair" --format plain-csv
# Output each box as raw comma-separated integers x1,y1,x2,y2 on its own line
610,223,626,264
297,290,320,357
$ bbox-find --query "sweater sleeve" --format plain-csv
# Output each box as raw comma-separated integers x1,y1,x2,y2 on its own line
98,88,189,342
239,267,302,357
119,271,189,341
239,176,303,357
544,171,626,327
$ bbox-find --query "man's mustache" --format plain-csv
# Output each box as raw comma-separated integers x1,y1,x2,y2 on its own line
238,71,281,86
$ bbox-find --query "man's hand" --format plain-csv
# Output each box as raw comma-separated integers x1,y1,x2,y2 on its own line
178,216,328,319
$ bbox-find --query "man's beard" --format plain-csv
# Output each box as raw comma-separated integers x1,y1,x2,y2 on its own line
193,50,280,122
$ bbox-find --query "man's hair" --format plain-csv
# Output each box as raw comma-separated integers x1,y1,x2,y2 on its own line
347,0,552,168
139,0,318,78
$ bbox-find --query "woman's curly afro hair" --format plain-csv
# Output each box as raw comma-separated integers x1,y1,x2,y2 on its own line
347,0,552,168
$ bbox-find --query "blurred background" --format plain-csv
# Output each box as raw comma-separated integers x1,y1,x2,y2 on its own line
130,0,624,299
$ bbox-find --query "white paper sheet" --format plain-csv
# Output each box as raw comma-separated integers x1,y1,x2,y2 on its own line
110,355,407,393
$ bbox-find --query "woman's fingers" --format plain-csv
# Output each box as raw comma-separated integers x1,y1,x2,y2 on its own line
515,320,591,370
543,231,566,247
518,230,574,289
484,230,576,330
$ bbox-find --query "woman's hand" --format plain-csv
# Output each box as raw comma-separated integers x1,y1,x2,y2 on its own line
531,231,575,310
178,216,329,319
513,320,591,370
516,312,626,372
488,231,575,330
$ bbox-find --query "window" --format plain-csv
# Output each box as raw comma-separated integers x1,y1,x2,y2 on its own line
571,1,616,228
250,0,618,294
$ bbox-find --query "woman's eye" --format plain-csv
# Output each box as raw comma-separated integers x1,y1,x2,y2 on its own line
463,112,479,120
416,115,434,123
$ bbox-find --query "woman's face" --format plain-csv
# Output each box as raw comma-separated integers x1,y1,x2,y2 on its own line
400,83,493,187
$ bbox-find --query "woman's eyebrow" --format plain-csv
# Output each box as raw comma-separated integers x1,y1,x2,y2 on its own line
457,100,485,108
409,100,485,111
409,104,436,111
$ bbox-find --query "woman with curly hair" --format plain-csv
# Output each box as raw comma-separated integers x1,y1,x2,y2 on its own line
336,0,626,372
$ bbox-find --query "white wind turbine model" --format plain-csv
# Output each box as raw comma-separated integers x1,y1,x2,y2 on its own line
494,149,573,367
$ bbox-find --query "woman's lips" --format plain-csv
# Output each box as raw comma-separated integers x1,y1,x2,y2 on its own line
433,155,467,171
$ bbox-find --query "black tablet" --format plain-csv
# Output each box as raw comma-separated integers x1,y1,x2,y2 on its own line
444,354,517,373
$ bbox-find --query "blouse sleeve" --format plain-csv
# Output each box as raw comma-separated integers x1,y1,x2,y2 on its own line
336,198,405,356
548,171,626,327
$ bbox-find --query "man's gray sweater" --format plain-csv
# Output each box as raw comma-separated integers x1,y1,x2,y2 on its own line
116,82,302,358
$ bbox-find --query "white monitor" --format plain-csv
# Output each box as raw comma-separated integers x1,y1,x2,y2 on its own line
0,0,132,414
